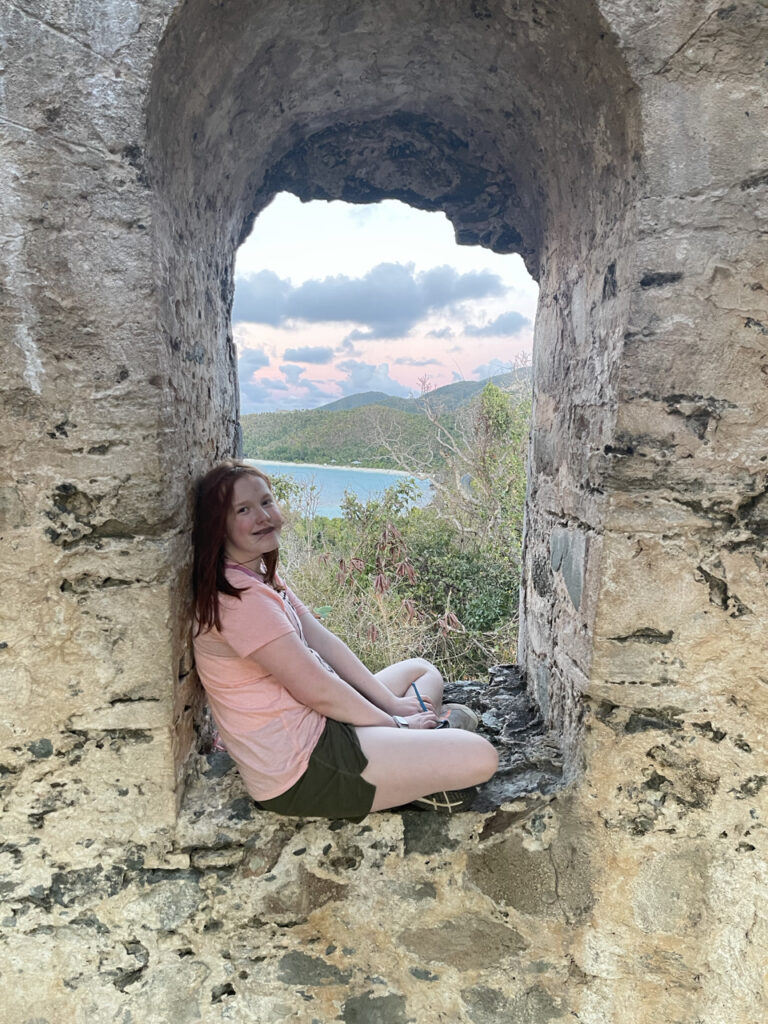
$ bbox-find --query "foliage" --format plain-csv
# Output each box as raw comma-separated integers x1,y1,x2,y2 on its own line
280,499,512,679
239,367,533,469
241,405,436,470
429,380,531,562
275,378,531,680
402,508,519,632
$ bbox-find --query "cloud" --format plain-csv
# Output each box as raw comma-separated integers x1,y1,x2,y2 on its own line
239,373,291,414
395,356,442,367
348,205,378,226
232,270,293,325
239,378,272,409
465,311,531,337
283,345,334,364
427,327,454,340
279,363,339,404
336,338,360,356
238,348,275,412
237,347,270,376
336,359,411,397
240,365,339,414
279,363,306,387
233,262,506,338
472,357,514,380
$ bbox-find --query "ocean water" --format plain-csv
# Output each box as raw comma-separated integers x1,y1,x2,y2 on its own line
247,459,433,519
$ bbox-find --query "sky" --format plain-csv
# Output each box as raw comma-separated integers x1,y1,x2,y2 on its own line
233,193,538,414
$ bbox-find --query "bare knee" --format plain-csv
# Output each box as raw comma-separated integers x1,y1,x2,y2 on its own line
397,658,444,706
479,740,499,782
471,736,499,783
413,657,440,677
413,658,443,690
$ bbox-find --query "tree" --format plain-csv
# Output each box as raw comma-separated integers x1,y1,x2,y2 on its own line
371,369,531,558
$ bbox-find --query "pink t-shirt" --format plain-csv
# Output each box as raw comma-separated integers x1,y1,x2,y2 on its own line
193,566,326,800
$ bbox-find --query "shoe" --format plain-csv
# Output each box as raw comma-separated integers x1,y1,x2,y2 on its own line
442,703,479,731
408,787,478,813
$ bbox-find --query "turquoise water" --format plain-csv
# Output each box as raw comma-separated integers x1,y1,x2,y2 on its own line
247,459,433,519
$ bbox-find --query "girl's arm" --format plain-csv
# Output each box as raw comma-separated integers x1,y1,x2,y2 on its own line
299,614,430,717
249,629,438,728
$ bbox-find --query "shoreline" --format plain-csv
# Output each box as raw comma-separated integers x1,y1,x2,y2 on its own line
245,457,429,479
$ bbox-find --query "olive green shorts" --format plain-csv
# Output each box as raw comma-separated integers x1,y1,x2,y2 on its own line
255,719,376,823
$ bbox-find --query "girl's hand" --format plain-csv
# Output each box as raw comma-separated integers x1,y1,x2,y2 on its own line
390,693,436,718
397,710,445,730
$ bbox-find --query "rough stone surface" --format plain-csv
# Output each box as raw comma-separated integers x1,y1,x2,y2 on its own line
446,667,563,811
1,1,767,1021
0,675,572,1024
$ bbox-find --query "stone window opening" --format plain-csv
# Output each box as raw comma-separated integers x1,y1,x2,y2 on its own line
146,0,640,814
187,189,553,814
4,2,764,1019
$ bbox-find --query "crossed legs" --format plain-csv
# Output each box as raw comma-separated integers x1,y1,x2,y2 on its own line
372,656,444,709
356,658,498,812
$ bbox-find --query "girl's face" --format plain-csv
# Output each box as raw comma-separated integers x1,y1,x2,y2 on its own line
224,474,283,566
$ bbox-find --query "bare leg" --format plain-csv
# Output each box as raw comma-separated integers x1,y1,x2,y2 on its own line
374,657,444,709
355,726,498,811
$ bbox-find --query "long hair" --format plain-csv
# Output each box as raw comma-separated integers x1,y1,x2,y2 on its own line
192,459,282,633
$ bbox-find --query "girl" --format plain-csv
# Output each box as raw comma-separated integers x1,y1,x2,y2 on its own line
192,459,498,821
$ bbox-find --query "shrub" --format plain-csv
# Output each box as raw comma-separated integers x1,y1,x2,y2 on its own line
275,378,531,680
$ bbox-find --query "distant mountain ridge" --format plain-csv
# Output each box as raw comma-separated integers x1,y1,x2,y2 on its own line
317,391,414,413
317,367,532,414
240,367,531,470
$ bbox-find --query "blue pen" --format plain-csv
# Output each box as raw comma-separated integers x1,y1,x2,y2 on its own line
411,683,450,728
411,682,428,711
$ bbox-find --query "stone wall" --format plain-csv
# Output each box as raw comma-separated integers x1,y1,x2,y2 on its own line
1,1,766,1021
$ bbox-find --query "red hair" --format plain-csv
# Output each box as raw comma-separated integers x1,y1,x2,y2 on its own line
192,459,282,633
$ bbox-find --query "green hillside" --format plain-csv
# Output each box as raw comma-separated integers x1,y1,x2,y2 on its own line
240,368,531,469
240,404,438,470
317,391,414,413
316,367,532,415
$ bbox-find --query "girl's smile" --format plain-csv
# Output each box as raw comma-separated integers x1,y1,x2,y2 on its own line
225,474,284,566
